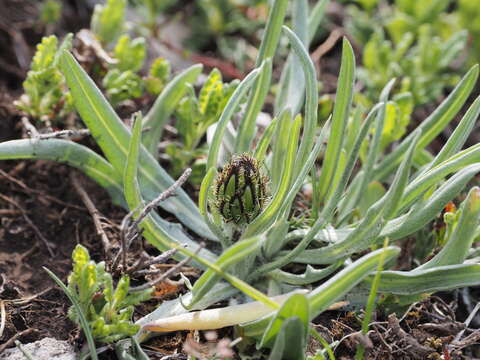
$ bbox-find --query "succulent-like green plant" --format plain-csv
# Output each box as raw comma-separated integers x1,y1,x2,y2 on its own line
103,69,144,106
102,34,154,105
91,0,126,46
357,26,466,107
113,35,146,73
39,0,62,26
144,58,171,96
15,34,73,124
212,153,268,226
2,0,480,357
166,68,239,181
458,0,480,64
345,0,467,130
49,245,152,344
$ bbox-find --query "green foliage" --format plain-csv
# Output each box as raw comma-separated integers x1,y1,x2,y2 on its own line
114,35,146,72
178,68,238,150
358,27,466,106
102,32,171,105
134,0,177,29
144,58,171,95
15,35,72,123
345,0,467,136
67,245,152,343
39,0,62,25
196,0,266,36
262,293,309,360
98,23,149,106
166,68,239,181
91,0,126,45
458,0,480,62
2,1,480,356
103,69,144,106
102,35,169,106
184,0,267,68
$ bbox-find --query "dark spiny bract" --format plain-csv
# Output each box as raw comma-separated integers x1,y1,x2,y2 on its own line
213,154,268,225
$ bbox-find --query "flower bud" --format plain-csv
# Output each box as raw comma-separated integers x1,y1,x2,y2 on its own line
213,154,268,225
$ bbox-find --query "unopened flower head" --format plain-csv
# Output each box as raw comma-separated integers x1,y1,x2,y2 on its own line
213,154,268,225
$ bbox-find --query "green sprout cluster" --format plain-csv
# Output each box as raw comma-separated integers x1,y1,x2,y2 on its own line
91,0,127,46
39,0,62,26
15,35,72,124
166,68,239,182
347,0,467,112
67,245,152,343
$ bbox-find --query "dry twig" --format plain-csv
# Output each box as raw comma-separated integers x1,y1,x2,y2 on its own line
0,328,36,354
311,28,344,63
71,174,113,255
451,301,480,348
21,117,40,137
114,168,192,273
130,243,204,292
36,128,90,140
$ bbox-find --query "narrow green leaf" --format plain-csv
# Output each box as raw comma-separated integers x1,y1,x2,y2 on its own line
422,96,480,173
271,109,293,191
356,240,388,359
0,139,124,205
317,38,355,203
236,0,288,152
339,80,395,220
260,294,309,349
369,264,480,295
235,58,272,153
308,0,329,40
187,236,262,309
282,26,319,175
400,143,480,211
268,261,342,286
44,267,98,360
267,318,306,360
416,187,480,270
253,117,279,164
307,246,400,317
382,129,421,219
207,66,261,170
59,51,212,239
243,114,301,238
280,118,330,215
142,64,203,154
274,0,308,114
255,0,289,67
123,113,143,210
321,103,382,224
383,164,480,240
374,65,479,181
